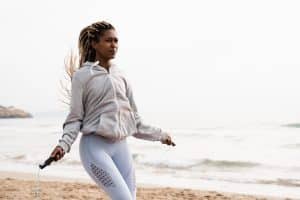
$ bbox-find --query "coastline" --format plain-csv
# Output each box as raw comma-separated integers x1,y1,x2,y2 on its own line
0,170,284,200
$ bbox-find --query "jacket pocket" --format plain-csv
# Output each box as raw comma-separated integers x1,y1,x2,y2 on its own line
120,109,137,135
96,112,119,139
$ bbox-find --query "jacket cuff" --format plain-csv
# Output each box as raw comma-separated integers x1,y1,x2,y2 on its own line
159,132,169,142
58,140,70,153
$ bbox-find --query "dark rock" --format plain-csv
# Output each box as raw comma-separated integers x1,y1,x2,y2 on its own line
0,105,33,118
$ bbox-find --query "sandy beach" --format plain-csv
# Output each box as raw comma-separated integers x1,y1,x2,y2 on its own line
0,171,283,200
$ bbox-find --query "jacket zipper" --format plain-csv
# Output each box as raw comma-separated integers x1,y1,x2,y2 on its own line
108,74,121,139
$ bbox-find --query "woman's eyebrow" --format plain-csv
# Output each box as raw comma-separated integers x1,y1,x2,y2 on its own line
105,36,118,40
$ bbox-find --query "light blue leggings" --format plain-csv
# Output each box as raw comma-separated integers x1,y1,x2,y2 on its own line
79,134,136,200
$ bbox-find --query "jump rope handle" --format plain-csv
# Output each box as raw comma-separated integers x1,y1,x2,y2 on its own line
39,157,56,170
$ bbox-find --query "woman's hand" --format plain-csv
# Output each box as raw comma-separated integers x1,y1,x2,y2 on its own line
161,133,176,146
50,146,65,161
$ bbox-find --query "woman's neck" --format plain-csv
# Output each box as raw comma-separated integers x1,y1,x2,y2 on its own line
96,57,111,71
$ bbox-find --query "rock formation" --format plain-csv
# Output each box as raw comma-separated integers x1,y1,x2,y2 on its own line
0,105,33,118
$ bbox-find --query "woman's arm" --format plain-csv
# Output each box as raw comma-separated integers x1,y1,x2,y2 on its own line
58,73,84,153
125,79,170,142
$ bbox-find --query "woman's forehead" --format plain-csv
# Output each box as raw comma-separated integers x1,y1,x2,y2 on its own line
102,29,118,38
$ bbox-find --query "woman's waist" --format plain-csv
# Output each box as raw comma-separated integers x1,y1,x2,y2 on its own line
81,112,137,139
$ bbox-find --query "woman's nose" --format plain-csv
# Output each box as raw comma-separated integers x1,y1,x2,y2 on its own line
111,42,118,48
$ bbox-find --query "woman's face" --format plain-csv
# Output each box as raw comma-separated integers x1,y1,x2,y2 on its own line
92,29,118,61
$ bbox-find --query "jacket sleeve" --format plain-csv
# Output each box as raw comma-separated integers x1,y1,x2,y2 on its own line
125,80,168,142
58,74,84,153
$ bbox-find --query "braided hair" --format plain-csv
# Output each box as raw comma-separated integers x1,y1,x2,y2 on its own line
61,21,115,105
78,21,115,66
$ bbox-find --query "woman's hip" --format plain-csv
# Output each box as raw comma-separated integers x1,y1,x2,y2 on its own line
79,133,128,156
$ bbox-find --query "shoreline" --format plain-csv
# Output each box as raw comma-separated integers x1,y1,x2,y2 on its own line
0,170,285,200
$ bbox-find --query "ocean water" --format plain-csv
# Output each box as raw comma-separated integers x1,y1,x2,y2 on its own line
1,112,300,199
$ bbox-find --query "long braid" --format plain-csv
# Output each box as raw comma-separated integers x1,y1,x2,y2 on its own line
61,21,115,105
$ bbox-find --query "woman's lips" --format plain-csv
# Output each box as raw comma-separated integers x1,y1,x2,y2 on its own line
109,50,116,55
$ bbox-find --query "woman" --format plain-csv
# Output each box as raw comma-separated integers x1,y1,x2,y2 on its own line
49,21,175,200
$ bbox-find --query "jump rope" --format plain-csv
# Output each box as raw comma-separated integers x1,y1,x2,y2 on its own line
34,156,61,199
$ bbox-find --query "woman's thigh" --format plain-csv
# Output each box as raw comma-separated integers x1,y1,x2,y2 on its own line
112,140,136,200
79,135,133,200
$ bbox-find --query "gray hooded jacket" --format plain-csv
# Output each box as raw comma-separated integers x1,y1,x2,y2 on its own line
58,61,167,153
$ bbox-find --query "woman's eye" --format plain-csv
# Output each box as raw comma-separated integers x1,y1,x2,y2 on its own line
105,38,118,43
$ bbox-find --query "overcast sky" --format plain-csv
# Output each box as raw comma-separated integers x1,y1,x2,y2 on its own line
1,0,300,127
